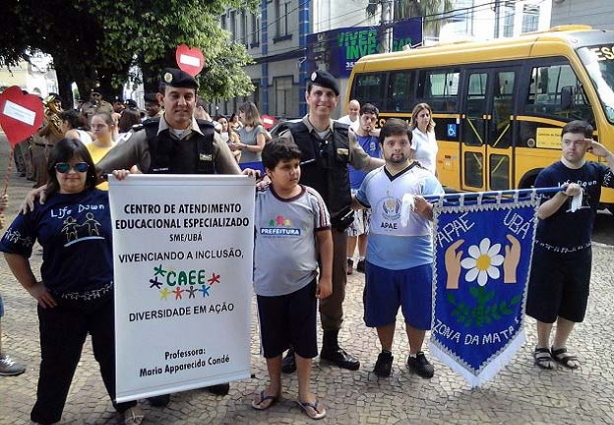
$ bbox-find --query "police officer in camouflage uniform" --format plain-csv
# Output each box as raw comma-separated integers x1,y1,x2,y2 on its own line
96,68,246,406
97,69,239,176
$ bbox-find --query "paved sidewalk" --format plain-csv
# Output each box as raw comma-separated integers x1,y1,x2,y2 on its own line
1,135,614,425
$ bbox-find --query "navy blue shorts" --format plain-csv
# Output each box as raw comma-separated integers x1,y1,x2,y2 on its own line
256,279,318,359
364,262,432,330
526,245,591,323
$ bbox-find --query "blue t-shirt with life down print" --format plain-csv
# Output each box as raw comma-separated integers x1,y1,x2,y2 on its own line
0,189,113,295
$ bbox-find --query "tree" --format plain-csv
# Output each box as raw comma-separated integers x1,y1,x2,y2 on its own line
0,0,258,105
366,0,453,42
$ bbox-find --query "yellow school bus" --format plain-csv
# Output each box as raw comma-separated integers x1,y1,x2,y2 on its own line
347,25,614,212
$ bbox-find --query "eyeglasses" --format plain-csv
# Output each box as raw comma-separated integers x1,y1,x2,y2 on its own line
55,162,89,173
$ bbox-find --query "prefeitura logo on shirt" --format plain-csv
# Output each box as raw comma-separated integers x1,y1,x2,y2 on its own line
260,214,301,236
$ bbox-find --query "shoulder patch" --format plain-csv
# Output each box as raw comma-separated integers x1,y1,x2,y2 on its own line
116,132,133,144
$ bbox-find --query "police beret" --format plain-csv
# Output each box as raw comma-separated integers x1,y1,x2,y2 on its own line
125,99,138,109
309,70,339,96
161,68,199,89
144,92,158,103
49,93,64,104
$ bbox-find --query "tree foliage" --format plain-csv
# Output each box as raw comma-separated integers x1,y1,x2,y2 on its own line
0,0,258,103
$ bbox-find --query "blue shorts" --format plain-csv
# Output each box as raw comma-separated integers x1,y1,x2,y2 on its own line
364,262,432,330
0,294,3,317
256,280,318,359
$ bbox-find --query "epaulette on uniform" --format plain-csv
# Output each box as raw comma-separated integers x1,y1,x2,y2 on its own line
116,123,144,144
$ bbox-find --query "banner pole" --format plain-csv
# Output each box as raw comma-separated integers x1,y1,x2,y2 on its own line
425,187,562,204
2,147,14,197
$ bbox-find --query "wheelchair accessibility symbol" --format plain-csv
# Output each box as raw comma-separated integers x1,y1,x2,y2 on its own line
447,124,457,138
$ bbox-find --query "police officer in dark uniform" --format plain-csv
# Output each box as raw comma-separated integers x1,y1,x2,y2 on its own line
278,70,384,372
96,68,248,406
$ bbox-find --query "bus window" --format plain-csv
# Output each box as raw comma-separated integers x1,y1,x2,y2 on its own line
491,71,515,149
524,64,593,122
464,151,483,187
387,71,414,112
465,72,487,147
579,46,614,123
352,73,385,108
416,68,460,111
489,154,510,190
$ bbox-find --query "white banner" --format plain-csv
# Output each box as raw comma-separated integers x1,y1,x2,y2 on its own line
109,175,254,402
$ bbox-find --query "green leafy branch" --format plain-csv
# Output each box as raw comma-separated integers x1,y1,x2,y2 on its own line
446,286,521,327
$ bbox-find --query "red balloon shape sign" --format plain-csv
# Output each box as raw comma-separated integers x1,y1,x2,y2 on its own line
0,86,44,147
261,114,278,130
175,45,205,77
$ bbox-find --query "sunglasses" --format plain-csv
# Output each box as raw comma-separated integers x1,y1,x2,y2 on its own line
55,162,89,173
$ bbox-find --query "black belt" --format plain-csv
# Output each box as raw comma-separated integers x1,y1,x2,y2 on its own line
33,142,54,147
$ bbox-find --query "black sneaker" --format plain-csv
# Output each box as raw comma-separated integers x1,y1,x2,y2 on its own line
320,347,360,370
373,352,393,377
346,259,354,275
356,259,366,273
148,394,171,407
407,352,434,379
206,383,230,395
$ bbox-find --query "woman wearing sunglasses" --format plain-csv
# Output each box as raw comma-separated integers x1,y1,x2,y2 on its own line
0,139,144,425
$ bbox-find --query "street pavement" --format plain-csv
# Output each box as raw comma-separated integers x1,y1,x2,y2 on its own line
1,134,614,425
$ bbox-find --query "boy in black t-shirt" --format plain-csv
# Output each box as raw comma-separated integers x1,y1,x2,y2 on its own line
527,120,614,370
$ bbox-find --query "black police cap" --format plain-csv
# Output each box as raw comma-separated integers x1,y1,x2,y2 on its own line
309,70,339,96
161,68,199,89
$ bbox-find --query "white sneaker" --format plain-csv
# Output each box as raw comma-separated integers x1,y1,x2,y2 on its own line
0,354,26,376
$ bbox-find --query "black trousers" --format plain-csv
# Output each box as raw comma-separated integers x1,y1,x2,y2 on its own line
31,294,136,424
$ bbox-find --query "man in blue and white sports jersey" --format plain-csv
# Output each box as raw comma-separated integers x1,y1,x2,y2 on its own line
352,118,444,379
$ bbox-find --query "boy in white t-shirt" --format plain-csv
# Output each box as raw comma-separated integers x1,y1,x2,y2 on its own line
353,118,444,379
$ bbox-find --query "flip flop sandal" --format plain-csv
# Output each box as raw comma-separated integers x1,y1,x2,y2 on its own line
551,347,579,369
533,347,554,370
251,391,279,410
123,406,145,425
296,399,327,420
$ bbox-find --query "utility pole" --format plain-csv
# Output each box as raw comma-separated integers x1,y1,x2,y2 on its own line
380,0,393,53
493,0,500,39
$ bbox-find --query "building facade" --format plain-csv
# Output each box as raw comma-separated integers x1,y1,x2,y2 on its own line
215,0,372,119
0,57,58,99
550,0,613,31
